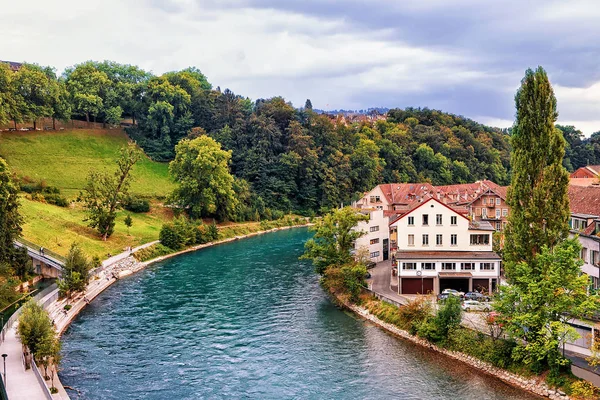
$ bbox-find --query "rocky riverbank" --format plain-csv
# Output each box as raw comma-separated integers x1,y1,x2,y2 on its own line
345,301,569,400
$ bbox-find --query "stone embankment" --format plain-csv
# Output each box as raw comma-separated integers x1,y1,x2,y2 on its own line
346,302,570,400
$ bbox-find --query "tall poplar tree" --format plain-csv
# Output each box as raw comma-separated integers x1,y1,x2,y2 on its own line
503,66,570,274
0,158,22,264
497,67,599,373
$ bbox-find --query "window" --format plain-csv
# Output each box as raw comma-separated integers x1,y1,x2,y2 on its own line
495,222,501,231
370,195,381,203
482,208,488,218
370,251,380,258
450,216,457,225
436,234,443,246
470,234,490,245
481,262,495,270
482,197,487,205
475,208,481,216
422,214,429,226
461,262,475,270
495,209,501,218
422,234,429,246
502,209,508,217
422,262,435,270
402,262,416,270
370,238,379,245
442,262,456,270
496,198,501,205
408,216,414,226
408,234,414,246
370,226,379,232
591,250,599,265
451,234,457,246
581,247,588,262
436,214,443,225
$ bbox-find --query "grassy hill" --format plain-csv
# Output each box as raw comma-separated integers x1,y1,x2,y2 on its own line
0,129,175,198
0,129,177,258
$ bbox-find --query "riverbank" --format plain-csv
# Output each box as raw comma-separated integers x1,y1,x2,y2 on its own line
47,223,312,399
339,297,569,400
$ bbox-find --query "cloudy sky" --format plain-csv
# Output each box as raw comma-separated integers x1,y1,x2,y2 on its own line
3,0,600,134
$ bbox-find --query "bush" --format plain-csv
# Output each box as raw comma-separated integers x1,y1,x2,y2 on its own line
50,387,59,394
398,296,433,334
44,193,69,207
159,223,185,250
124,196,150,213
434,295,462,340
571,380,596,399
63,304,72,311
417,319,443,342
133,243,173,262
340,264,367,302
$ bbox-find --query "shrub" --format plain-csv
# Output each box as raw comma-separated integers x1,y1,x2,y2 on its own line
571,380,596,399
50,387,59,394
434,295,462,339
416,319,442,342
63,304,72,311
124,196,150,213
159,223,185,250
340,264,367,302
133,243,173,262
398,296,433,334
44,193,69,207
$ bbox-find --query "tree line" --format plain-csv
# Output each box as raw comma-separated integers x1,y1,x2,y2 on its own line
2,60,515,217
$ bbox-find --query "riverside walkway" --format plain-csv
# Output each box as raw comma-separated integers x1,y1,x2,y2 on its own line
0,327,48,400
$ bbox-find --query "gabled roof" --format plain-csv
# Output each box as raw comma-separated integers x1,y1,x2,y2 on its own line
375,183,436,205
389,197,470,225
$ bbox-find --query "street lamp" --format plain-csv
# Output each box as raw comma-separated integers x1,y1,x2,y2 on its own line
2,353,7,387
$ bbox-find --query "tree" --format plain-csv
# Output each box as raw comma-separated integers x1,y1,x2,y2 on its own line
504,67,570,271
58,243,91,299
496,239,599,371
497,67,599,373
80,143,141,239
0,63,14,124
301,207,368,274
124,214,133,235
64,63,110,122
12,64,54,129
169,135,237,220
37,333,61,381
17,300,54,356
304,99,313,110
0,158,22,264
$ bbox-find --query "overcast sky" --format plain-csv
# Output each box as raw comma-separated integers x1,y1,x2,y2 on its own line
3,0,600,135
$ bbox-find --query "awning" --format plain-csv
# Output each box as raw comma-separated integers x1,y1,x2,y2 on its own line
439,272,473,278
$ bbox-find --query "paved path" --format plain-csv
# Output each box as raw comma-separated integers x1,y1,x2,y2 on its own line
0,326,48,400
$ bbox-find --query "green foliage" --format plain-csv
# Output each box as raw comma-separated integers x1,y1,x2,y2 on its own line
123,196,150,213
124,214,133,234
133,243,173,262
504,66,570,270
17,300,55,355
80,142,141,239
570,380,596,399
496,239,600,372
0,158,22,264
301,207,368,274
169,135,237,220
434,295,462,338
58,243,92,298
340,264,367,302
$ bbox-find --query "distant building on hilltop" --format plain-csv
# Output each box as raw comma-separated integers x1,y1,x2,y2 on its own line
0,60,23,72
570,165,600,179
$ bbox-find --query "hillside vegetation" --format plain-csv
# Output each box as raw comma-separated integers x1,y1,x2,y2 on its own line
0,129,174,198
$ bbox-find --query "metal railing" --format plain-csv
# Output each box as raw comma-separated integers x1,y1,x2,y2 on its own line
31,359,54,400
15,237,66,264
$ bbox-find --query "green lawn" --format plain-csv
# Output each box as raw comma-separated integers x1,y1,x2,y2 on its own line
19,196,172,259
0,129,175,198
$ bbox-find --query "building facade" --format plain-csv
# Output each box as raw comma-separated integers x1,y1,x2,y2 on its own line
353,209,391,263
467,186,509,232
390,198,500,295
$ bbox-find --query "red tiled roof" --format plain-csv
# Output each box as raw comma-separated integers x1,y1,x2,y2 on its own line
568,185,600,216
376,183,436,205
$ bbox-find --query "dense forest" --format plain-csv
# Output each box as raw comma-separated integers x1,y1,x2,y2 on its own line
1,60,599,216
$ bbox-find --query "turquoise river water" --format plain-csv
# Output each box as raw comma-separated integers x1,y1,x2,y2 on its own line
60,228,539,399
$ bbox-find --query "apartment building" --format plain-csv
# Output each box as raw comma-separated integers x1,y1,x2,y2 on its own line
353,209,392,263
389,197,500,295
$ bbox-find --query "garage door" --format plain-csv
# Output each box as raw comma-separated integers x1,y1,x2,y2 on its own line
401,278,434,294
472,279,489,293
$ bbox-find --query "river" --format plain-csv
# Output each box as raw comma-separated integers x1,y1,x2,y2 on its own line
60,228,538,399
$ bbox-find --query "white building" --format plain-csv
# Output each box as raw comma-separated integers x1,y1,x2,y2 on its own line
389,197,500,295
353,209,391,263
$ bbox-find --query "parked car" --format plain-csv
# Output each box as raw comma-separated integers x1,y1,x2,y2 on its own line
461,300,492,312
441,288,464,298
364,272,372,279
437,293,450,302
464,292,490,302
365,261,376,269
